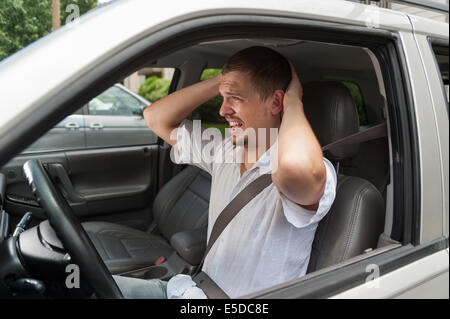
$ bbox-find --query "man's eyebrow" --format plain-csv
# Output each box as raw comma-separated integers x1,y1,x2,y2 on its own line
221,91,246,98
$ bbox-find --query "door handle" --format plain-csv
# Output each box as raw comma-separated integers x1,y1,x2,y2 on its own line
65,122,80,130
89,122,104,130
45,163,85,204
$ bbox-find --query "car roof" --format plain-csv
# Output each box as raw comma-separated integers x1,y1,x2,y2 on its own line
0,0,442,135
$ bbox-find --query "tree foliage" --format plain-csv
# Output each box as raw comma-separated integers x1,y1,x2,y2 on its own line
0,0,97,61
138,76,171,103
137,69,225,123
192,69,225,123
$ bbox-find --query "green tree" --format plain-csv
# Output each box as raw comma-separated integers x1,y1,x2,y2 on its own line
192,69,225,123
341,81,368,125
0,0,52,60
137,69,225,125
0,0,97,61
138,76,171,103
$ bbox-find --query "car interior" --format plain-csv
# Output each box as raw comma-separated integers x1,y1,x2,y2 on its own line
0,37,402,298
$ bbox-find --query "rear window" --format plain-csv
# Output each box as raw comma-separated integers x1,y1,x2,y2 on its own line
430,43,449,108
340,81,369,127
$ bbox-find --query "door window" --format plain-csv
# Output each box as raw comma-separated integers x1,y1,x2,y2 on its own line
21,68,176,153
88,86,146,116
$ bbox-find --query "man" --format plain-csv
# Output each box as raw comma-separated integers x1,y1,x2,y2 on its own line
113,46,337,298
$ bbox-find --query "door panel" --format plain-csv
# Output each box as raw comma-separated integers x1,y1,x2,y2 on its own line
1,145,159,230
2,152,70,226
65,145,156,215
22,114,86,154
84,114,157,148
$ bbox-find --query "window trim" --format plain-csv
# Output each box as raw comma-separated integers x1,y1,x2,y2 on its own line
247,237,448,299
1,14,425,298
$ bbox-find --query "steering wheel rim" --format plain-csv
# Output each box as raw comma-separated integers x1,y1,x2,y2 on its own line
23,159,123,299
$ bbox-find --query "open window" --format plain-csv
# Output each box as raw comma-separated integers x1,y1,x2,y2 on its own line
97,30,410,297
123,19,420,298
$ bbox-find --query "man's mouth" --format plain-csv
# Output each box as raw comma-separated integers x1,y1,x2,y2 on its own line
229,121,243,128
227,120,244,135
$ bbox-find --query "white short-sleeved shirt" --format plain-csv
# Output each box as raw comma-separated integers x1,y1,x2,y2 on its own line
167,119,337,298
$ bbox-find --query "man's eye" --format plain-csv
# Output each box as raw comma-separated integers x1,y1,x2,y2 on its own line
232,96,242,101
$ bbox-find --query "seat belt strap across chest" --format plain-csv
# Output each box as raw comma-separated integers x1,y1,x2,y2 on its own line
193,173,272,298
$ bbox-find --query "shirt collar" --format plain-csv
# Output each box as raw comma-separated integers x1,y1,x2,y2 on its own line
236,141,278,176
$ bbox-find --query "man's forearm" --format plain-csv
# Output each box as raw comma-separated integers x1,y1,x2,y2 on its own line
143,74,221,145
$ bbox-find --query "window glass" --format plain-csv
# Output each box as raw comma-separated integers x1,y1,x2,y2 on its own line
88,86,146,116
22,68,176,154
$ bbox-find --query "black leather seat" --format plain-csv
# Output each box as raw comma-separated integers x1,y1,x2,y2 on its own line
82,166,211,274
302,82,385,273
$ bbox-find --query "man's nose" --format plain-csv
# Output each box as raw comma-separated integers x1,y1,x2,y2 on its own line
219,99,234,117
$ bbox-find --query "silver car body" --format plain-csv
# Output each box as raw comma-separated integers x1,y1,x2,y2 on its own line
0,0,447,298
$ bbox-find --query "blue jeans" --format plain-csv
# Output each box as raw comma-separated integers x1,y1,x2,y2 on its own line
113,275,167,299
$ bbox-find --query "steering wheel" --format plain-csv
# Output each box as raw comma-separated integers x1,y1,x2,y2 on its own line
23,159,123,298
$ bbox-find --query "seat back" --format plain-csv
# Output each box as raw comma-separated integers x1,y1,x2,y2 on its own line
152,165,211,241
302,81,385,273
307,175,385,272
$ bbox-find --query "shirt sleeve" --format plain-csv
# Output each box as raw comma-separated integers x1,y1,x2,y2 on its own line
171,119,223,175
279,157,337,228
166,274,207,299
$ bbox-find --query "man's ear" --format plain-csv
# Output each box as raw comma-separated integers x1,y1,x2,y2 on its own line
270,90,285,116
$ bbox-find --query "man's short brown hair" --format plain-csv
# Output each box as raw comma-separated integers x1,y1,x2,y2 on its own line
222,46,291,101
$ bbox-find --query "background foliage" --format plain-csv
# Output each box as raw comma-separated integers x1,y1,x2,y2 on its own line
192,69,224,123
138,69,225,124
0,0,97,61
138,76,171,103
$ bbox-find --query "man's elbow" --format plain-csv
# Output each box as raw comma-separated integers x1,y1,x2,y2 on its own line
143,104,157,131
273,158,326,205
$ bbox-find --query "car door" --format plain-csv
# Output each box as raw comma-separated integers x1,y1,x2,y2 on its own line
23,107,85,153
84,84,157,148
1,81,168,231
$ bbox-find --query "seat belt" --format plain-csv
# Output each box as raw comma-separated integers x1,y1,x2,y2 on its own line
192,121,387,298
193,173,272,299
322,122,387,152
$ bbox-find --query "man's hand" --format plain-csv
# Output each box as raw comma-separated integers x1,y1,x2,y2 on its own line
283,61,303,106
272,63,326,210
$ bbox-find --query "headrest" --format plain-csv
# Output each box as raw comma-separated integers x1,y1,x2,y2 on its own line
302,81,360,161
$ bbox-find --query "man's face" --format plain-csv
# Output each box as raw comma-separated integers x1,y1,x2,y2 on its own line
219,71,279,147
